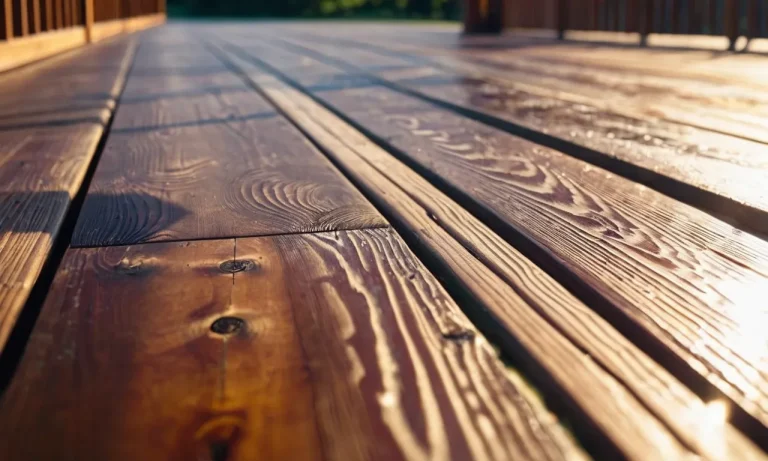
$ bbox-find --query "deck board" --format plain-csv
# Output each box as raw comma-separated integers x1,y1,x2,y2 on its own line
71,35,385,247
0,36,135,352
2,22,768,460
221,35,768,433
218,50,765,459
0,229,586,461
280,26,768,143
259,33,768,234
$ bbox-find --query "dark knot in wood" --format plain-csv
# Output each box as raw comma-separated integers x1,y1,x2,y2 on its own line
442,329,476,343
210,317,246,335
219,259,255,274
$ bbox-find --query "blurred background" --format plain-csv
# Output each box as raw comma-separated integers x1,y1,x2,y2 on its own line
166,0,462,20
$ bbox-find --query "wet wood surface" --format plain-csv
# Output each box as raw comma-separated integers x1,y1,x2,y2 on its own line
220,36,768,434
0,229,586,461
0,37,135,352
72,31,385,247
218,49,765,459
277,25,768,144
2,22,768,461
259,32,768,234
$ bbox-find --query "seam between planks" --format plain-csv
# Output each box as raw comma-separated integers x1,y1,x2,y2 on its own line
210,35,768,453
0,36,140,395
70,222,392,249
207,36,768,459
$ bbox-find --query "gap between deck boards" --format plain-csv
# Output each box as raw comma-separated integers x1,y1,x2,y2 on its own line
0,37,142,393
260,33,768,240
206,34,768,452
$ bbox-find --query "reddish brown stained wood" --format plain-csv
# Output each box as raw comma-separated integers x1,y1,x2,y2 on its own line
54,0,61,28
42,0,51,30
72,39,384,247
0,38,135,353
84,0,92,41
12,0,27,36
233,38,768,431
27,0,39,33
61,0,68,26
0,229,586,461
220,49,766,460
268,35,768,230
1,0,12,39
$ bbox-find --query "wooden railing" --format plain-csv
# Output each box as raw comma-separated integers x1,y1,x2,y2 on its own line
467,0,767,49
1,0,164,72
1,0,164,41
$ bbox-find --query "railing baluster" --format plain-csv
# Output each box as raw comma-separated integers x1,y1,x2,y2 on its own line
54,0,61,28
13,0,29,36
2,0,12,39
724,0,739,49
42,0,51,30
557,0,567,38
84,0,92,41
30,0,40,33
747,0,759,39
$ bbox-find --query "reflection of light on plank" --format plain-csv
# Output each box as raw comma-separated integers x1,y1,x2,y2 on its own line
693,277,768,403
693,400,729,459
703,400,729,427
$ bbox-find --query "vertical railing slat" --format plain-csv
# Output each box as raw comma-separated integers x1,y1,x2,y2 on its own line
30,0,40,33
747,0,759,38
556,0,567,38
84,0,92,41
42,0,51,30
2,0,12,40
724,0,739,49
13,0,29,36
54,0,61,28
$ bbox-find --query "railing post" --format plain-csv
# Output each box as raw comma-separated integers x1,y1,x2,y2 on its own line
639,0,653,46
747,0,759,41
84,0,92,41
488,0,503,33
463,0,501,34
724,0,739,50
14,0,29,36
556,0,568,39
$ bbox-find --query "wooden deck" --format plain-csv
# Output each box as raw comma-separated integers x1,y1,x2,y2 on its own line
1,21,768,460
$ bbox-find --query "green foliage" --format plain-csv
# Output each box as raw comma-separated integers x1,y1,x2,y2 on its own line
167,0,460,19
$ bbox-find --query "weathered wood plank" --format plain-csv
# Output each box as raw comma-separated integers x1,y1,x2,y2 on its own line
0,229,586,461
215,45,767,460
224,37,768,434
264,34,768,234
72,35,384,247
0,38,135,353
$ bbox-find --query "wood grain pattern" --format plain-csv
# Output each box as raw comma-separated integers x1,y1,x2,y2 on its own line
0,229,586,461
264,34,768,233
224,37,768,433
299,23,768,88
72,35,384,247
0,37,135,115
0,38,134,353
216,46,766,460
288,29,768,144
